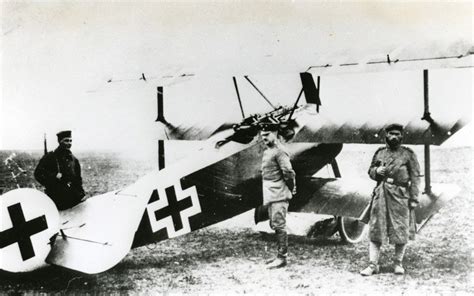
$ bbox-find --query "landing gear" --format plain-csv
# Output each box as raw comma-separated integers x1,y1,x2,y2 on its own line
337,216,367,244
328,159,368,243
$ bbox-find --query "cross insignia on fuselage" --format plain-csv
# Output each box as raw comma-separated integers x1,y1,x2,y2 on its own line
146,181,201,238
0,203,48,261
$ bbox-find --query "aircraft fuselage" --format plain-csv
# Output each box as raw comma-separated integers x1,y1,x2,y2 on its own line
131,141,343,248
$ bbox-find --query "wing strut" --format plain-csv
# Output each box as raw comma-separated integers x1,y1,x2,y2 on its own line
288,73,321,121
233,77,246,118
331,159,341,178
422,69,432,195
155,86,166,170
287,88,304,121
243,76,276,109
155,86,166,123
158,140,165,170
300,72,321,112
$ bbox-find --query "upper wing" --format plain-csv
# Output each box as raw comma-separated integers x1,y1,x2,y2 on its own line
304,42,472,77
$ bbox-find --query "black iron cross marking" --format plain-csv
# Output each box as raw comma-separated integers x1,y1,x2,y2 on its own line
0,203,48,261
152,185,193,232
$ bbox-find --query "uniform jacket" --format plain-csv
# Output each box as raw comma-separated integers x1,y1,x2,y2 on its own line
261,144,296,205
34,147,85,210
368,145,420,244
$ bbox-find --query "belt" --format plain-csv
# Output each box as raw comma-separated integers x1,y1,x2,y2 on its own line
384,177,409,188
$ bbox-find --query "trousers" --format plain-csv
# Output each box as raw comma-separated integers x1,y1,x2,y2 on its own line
268,201,288,258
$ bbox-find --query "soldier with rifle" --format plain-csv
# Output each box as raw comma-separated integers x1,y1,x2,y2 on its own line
360,123,420,276
34,130,86,211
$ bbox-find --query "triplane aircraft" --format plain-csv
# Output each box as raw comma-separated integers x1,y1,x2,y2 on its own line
1,48,472,274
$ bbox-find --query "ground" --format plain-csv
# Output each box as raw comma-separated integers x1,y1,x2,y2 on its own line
0,146,472,294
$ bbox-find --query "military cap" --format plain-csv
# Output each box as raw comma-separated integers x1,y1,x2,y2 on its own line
384,123,403,133
260,123,279,132
57,130,72,141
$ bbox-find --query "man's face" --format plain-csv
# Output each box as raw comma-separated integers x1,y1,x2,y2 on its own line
59,137,72,150
261,131,277,147
386,130,402,148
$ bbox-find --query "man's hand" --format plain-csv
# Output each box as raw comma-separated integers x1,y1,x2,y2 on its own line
56,172,62,180
376,166,387,176
408,199,419,209
292,185,297,196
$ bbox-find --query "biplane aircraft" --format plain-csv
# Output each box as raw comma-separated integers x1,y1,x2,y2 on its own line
1,38,472,275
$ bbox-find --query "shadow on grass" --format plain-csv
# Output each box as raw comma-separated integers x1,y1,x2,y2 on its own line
112,229,346,273
0,266,99,293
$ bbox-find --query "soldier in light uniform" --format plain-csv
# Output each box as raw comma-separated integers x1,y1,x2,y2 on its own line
34,130,86,211
361,123,420,276
260,123,296,269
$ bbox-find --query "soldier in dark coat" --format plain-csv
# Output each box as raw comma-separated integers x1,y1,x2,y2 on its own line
34,130,85,211
360,123,420,276
260,123,296,269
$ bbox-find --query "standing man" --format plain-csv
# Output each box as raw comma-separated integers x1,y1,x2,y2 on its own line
260,123,296,269
34,130,86,211
360,123,420,276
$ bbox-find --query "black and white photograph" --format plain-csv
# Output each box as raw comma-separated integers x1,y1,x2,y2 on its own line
0,1,472,294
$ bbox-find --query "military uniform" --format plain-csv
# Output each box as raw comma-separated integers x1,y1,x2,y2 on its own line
368,145,420,244
34,147,85,211
360,123,421,276
261,143,295,260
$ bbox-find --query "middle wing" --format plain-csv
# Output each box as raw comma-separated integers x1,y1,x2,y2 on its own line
291,100,469,146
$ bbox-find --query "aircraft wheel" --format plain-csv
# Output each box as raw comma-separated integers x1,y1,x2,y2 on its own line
337,216,367,244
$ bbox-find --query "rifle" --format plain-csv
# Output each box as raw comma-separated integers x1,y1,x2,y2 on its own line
360,158,394,224
360,187,376,224
43,133,48,155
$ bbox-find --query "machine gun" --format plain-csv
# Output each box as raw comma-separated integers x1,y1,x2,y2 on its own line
216,106,297,147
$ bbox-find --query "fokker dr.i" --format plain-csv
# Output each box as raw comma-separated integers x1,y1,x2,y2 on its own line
1,53,471,274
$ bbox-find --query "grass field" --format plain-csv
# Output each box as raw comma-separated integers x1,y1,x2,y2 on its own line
0,146,472,294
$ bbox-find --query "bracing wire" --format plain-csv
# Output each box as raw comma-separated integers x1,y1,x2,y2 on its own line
244,76,276,109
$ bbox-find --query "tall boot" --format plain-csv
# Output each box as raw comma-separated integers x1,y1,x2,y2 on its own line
266,229,287,269
276,229,288,258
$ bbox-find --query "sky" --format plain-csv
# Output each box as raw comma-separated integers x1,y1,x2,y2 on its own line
1,2,472,154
